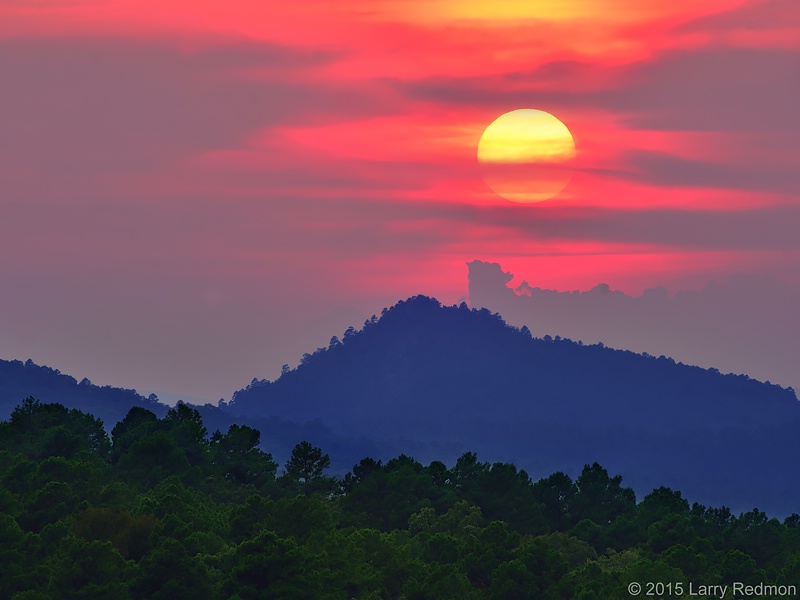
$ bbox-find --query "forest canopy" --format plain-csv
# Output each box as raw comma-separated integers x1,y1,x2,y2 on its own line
1,397,799,599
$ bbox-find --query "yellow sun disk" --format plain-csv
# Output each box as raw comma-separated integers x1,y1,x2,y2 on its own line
383,0,582,22
478,109,576,203
478,110,576,163
366,0,732,25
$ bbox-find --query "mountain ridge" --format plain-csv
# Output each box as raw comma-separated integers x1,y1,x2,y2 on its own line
0,358,168,427
226,294,800,515
2,295,799,514
228,295,797,430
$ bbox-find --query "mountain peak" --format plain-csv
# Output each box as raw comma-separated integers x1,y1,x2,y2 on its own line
224,295,800,513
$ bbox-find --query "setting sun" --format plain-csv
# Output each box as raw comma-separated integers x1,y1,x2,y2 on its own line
478,109,576,203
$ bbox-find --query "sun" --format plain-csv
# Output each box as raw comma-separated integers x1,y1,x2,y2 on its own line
478,109,576,203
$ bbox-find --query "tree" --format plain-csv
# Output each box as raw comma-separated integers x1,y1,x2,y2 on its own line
73,507,156,560
3,398,111,460
451,452,489,492
0,513,42,595
110,407,159,463
163,403,209,469
571,463,635,526
133,537,216,600
222,530,324,599
342,457,383,492
532,472,577,531
164,403,207,447
342,455,438,530
638,487,690,529
285,441,330,483
428,460,451,487
210,424,277,486
468,462,545,534
116,431,190,488
44,536,131,599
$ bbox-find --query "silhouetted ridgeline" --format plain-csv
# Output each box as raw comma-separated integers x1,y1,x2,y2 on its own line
0,359,327,468
3,296,799,514
0,359,167,426
228,295,800,515
467,259,800,396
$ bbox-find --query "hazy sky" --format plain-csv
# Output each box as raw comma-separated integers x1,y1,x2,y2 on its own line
469,260,800,393
1,0,798,403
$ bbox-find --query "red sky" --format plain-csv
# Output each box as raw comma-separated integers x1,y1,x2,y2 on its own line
1,0,799,402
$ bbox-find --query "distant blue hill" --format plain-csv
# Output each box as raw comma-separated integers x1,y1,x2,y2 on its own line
3,296,799,515
227,295,800,515
0,358,344,473
0,359,168,427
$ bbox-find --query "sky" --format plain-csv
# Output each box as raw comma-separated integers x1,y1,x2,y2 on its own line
1,0,799,403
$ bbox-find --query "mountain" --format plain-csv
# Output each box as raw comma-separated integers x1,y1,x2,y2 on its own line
3,296,799,515
228,295,800,515
0,358,168,427
0,358,360,473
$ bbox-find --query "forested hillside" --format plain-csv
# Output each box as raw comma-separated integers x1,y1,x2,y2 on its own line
0,359,332,474
4,296,799,514
228,295,800,515
0,359,167,426
1,399,799,599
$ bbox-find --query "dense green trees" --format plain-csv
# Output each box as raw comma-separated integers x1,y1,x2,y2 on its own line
284,440,330,483
2,399,800,599
211,424,277,487
2,397,110,460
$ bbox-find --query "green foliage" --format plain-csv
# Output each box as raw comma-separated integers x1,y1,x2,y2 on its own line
258,494,336,543
342,457,382,493
164,403,208,464
532,471,576,530
222,530,325,599
229,493,272,541
468,462,545,534
211,424,277,487
451,451,488,494
73,506,156,560
539,532,597,569
1,398,799,599
284,440,330,483
489,538,569,600
43,536,132,599
132,537,216,600
0,513,42,595
638,487,690,528
571,463,636,526
661,543,708,579
110,407,159,462
117,430,192,488
135,477,228,540
19,481,80,532
2,397,110,460
342,454,452,530
720,548,765,586
646,513,697,554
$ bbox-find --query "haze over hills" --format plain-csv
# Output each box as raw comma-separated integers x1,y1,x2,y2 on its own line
2,295,799,515
468,259,800,394
229,295,800,515
0,358,330,474
0,359,167,426
230,295,798,431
